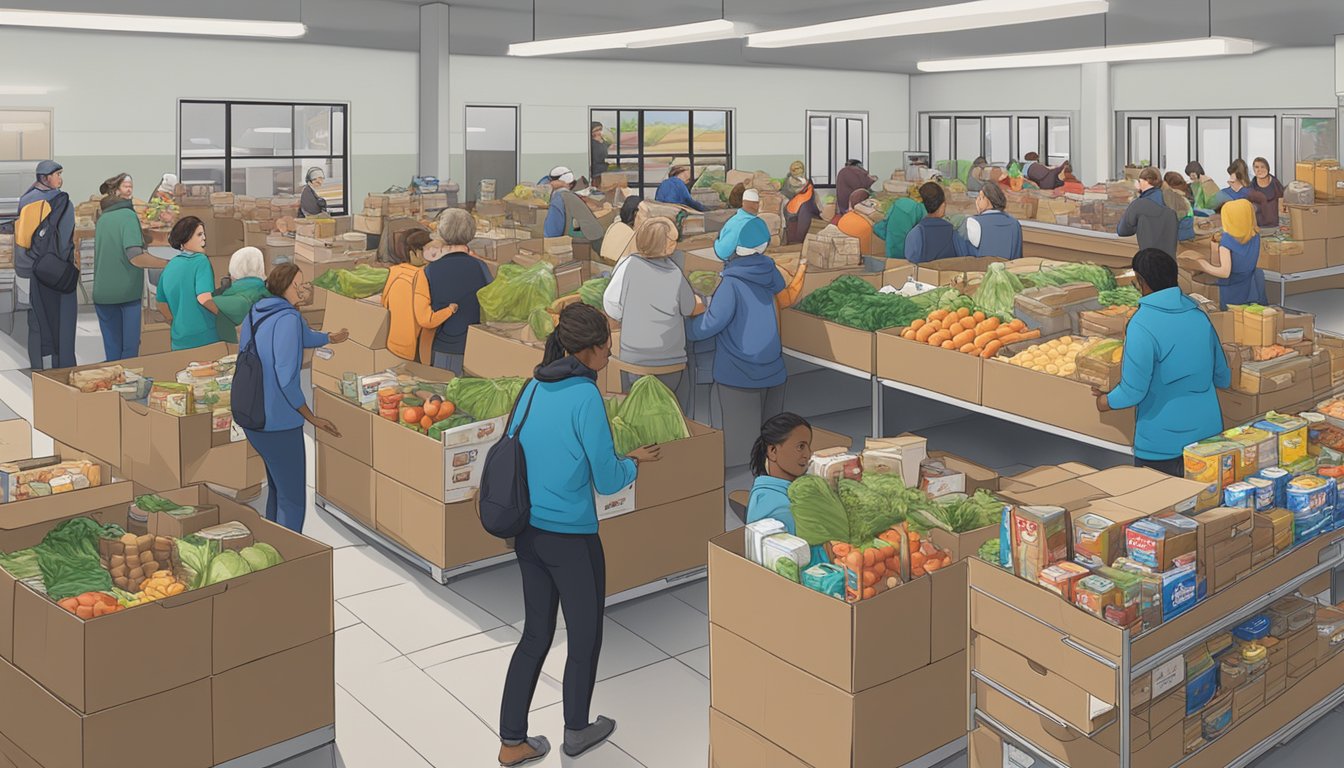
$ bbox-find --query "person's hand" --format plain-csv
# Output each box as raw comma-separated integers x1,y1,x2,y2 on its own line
1091,387,1111,413
628,445,662,464
448,303,460,314
798,257,809,268
327,328,350,344
311,416,341,437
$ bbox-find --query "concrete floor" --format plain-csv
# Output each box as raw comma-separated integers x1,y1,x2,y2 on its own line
2,297,1342,767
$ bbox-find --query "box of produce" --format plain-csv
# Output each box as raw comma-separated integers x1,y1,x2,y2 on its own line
1014,282,1101,336
296,250,377,310
785,275,935,374
1074,338,1125,390
1080,304,1137,338
463,323,547,381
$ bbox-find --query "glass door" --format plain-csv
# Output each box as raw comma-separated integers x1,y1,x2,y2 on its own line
1158,117,1190,174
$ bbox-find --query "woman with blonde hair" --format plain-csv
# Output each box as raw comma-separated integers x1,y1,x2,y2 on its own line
602,216,699,410
1192,198,1265,309
213,246,270,343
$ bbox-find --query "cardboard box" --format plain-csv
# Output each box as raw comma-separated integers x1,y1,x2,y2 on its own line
876,328,984,405
711,622,966,768
974,633,1115,734
31,364,127,467
310,340,402,396
1286,203,1344,241
603,489,724,595
372,473,511,569
295,250,372,310
312,386,376,466
316,443,377,529
1258,238,1327,274
708,708,812,768
1239,356,1311,394
779,308,875,374
1328,236,1344,267
322,292,390,350
915,256,1007,289
981,357,1135,447
463,324,545,379
211,635,335,764
119,395,265,492
1217,380,1314,427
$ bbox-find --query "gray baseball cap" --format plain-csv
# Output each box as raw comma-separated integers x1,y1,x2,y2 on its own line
35,160,63,177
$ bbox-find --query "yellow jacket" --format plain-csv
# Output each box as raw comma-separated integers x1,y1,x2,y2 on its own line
381,264,455,363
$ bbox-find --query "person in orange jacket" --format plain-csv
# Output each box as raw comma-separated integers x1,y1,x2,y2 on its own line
381,228,452,363
836,190,878,254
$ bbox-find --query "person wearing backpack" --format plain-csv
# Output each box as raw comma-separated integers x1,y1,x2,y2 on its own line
497,303,661,767
14,160,77,370
236,263,348,532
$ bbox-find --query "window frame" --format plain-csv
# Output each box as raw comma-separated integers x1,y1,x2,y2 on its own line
588,107,734,196
177,99,351,214
920,112,1074,172
1116,108,1336,180
1195,116,1234,181
0,106,54,163
805,110,870,188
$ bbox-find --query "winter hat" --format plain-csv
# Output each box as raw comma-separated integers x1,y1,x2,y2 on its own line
548,166,575,184
742,188,761,203
34,159,62,178
157,173,179,195
732,217,771,257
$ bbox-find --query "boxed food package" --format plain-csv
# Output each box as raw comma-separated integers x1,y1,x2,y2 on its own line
1071,504,1146,569
861,435,926,487
1184,440,1240,511
1235,305,1282,347
0,457,102,502
1223,425,1279,479
1255,507,1294,553
918,458,965,497
1073,574,1118,617
147,381,195,416
1011,504,1068,583
802,225,861,269
744,519,787,566
806,448,862,490
1125,515,1197,571
1037,561,1090,601
1255,413,1309,467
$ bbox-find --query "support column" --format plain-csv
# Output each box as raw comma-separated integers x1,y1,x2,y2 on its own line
1336,35,1343,162
419,3,451,180
1079,62,1112,185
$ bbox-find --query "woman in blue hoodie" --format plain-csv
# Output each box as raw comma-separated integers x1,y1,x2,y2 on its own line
1094,249,1231,476
236,264,349,531
746,412,814,532
498,303,662,767
687,216,787,462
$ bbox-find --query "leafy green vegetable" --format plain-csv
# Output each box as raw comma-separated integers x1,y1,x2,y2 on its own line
175,534,220,590
862,473,940,531
0,548,41,581
313,264,390,299
978,538,1002,565
100,522,126,539
1021,263,1117,293
688,270,721,296
976,263,1023,321
444,377,528,421
239,543,283,572
1099,285,1142,307
204,550,252,586
35,518,112,600
251,542,283,566
839,479,903,542
426,413,477,440
789,475,851,546
577,277,610,309
134,494,187,514
478,262,558,322
527,307,554,339
908,489,1005,534
607,376,689,456
797,276,925,331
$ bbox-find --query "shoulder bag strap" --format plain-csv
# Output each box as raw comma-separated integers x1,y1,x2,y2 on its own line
506,379,539,438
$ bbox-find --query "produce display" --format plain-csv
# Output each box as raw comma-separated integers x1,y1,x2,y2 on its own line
1021,263,1118,293
606,376,691,456
899,307,1039,358
1004,335,1104,376
1099,285,1142,307
313,264,390,299
975,262,1024,320
478,262,558,323
577,277,610,309
796,275,926,331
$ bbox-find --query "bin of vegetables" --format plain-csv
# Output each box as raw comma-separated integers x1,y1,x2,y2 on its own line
898,307,1040,358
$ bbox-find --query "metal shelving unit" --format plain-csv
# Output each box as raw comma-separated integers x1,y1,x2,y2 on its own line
782,347,884,439
971,533,1344,768
1261,265,1344,307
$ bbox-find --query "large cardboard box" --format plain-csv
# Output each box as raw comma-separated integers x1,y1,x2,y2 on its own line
711,622,966,768
119,396,264,492
322,292,390,349
709,708,812,768
31,363,127,466
1021,225,1138,269
463,324,545,379
1286,203,1344,241
603,489,724,595
312,386,376,466
779,309,875,374
916,256,1007,288
296,250,372,311
1218,380,1313,427
211,635,335,765
876,328,983,404
981,357,1134,445
316,443,376,529
1259,237,1328,274
373,473,511,569
310,340,402,395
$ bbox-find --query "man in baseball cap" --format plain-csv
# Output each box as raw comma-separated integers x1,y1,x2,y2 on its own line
15,159,76,369
543,166,575,186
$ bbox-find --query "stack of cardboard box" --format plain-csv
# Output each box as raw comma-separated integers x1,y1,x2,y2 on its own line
1294,159,1344,202
1282,201,1344,271
354,191,455,235
1189,506,1253,594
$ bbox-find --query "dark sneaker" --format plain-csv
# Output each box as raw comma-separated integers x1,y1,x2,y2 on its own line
563,716,617,758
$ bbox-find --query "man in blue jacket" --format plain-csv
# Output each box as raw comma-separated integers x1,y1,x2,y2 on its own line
1095,249,1230,476
905,182,970,263
688,216,785,463
654,165,707,211
713,187,760,261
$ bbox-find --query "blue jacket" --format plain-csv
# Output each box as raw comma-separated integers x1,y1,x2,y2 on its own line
687,253,786,389
509,357,638,534
904,216,969,263
1106,288,1231,460
543,192,567,237
747,475,794,532
238,298,330,432
966,210,1023,259
713,209,758,261
655,177,707,211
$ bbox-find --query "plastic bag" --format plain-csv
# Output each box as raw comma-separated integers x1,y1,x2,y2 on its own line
477,262,557,323
527,307,554,340
614,376,689,449
578,277,610,309
976,262,1023,320
443,377,527,421
312,264,389,299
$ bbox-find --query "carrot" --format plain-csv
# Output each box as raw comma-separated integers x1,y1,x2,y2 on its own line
862,587,877,600
1017,329,1042,341
910,318,926,331
951,329,976,347
941,340,958,349
916,325,937,343
973,331,997,347
973,311,986,323
928,330,951,346
1009,318,1027,332
76,593,97,607
957,307,971,318
960,316,978,331
58,597,78,612
924,558,944,573
902,329,914,340
959,343,976,354
981,340,1003,358
996,325,1018,339
999,333,1025,344
75,605,94,620
975,317,1001,335
929,309,949,322
832,542,851,557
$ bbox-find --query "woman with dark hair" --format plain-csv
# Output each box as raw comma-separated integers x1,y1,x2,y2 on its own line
156,216,221,350
383,228,444,362
599,194,644,265
1251,157,1285,228
299,167,328,218
746,413,813,533
1094,249,1230,477
966,156,990,192
237,263,348,532
1022,153,1070,190
93,172,167,360
1214,159,1265,215
1185,161,1220,211
498,303,661,767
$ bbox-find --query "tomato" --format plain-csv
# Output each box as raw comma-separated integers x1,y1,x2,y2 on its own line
420,415,434,430
401,406,424,424
424,397,443,419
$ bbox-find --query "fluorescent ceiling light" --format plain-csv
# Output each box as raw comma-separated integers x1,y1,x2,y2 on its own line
0,9,305,39
917,36,1258,71
748,0,1107,49
509,19,738,56
0,85,48,96
253,127,292,134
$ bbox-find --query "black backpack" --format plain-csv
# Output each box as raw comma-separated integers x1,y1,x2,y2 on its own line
30,192,80,294
231,307,281,431
478,381,538,539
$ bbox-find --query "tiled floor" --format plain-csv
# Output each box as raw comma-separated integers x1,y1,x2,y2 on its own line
3,304,1342,767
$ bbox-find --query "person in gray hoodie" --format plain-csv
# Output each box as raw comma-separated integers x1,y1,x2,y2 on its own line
602,217,700,412
1117,167,1179,258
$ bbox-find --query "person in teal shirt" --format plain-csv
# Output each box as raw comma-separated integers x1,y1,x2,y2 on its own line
873,196,925,260
213,246,271,343
747,412,814,532
1095,249,1230,477
155,216,221,350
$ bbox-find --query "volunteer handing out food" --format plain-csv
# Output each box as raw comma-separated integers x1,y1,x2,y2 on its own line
1093,249,1230,477
498,303,661,767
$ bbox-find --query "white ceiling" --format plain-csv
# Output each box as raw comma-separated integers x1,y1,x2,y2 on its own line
9,0,1344,72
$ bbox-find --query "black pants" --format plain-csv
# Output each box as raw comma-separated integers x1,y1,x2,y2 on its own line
1135,455,1184,477
29,280,76,370
500,527,605,741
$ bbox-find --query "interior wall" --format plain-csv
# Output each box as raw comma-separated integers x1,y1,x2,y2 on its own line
443,54,911,185
1111,47,1337,111
0,28,417,208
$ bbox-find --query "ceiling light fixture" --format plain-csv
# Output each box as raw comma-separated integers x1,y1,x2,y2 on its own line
509,18,738,56
917,36,1257,72
0,9,306,39
747,0,1107,49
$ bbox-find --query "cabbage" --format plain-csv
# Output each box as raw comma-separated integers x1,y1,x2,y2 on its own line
313,264,389,299
788,475,851,546
175,535,219,589
976,262,1022,321
609,376,689,454
239,543,283,572
528,307,554,339
478,262,557,322
444,377,528,420
578,277,610,309
609,415,643,457
204,550,252,586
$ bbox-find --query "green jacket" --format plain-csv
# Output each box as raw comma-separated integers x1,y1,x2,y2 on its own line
874,198,926,260
213,276,270,343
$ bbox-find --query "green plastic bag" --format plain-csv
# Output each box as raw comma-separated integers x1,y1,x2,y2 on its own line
477,262,557,322
313,264,389,299
444,377,527,421
578,277,610,309
528,307,554,339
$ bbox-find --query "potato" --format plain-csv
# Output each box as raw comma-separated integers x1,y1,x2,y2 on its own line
140,550,155,564
1046,364,1060,374
110,554,125,569
1061,363,1077,375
